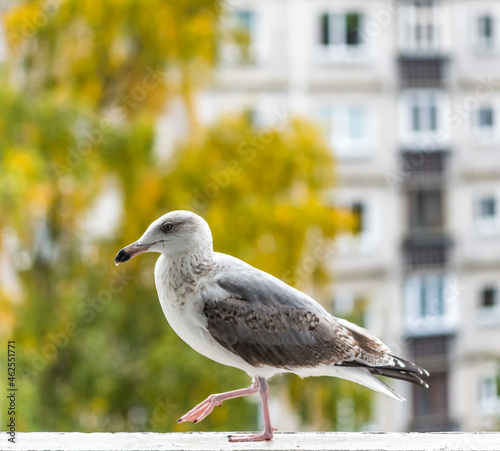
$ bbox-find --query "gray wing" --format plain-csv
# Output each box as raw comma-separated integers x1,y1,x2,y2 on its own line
202,255,394,370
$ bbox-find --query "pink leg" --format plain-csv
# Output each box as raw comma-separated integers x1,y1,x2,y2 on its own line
228,377,275,442
177,379,260,424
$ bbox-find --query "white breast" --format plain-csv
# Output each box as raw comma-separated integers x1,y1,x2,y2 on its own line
153,255,271,376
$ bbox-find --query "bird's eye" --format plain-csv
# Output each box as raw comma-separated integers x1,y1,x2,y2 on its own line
162,222,173,233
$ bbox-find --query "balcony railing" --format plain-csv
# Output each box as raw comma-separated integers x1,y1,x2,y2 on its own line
398,55,449,88
407,334,453,359
401,150,448,174
406,333,455,369
403,235,452,269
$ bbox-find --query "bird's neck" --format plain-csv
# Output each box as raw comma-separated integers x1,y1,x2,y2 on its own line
158,246,214,294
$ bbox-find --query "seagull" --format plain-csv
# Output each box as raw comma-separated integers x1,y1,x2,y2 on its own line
115,210,429,442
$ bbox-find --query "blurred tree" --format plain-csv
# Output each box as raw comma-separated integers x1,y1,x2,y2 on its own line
3,0,219,124
0,0,368,435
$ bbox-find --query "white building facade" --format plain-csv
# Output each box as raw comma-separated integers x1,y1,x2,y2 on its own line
196,0,500,432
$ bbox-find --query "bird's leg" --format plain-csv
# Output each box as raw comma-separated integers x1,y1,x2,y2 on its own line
177,378,260,424
228,377,275,442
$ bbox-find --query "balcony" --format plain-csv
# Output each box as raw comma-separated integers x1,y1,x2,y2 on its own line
398,55,449,88
407,334,453,359
401,150,448,173
399,150,449,188
403,235,451,269
406,334,455,370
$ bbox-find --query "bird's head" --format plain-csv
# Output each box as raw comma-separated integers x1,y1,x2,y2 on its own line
114,210,213,265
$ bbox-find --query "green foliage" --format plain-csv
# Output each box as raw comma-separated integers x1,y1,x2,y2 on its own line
0,0,367,434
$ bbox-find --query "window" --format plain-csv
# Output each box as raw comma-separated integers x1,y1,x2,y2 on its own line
475,195,499,234
320,12,362,47
401,91,444,147
322,106,371,158
221,9,257,65
479,374,500,412
344,201,369,236
404,273,456,333
351,202,365,235
477,14,495,50
237,10,253,29
473,106,496,140
478,286,500,323
478,107,494,129
409,189,444,232
401,1,441,54
334,198,377,254
419,275,445,318
479,196,496,218
318,12,364,60
411,92,438,132
348,108,364,140
481,286,498,308
235,10,255,63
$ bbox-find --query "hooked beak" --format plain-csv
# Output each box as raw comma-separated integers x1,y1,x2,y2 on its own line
114,241,153,266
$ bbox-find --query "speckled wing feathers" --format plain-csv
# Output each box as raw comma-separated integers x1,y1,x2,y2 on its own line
201,255,391,370
203,296,357,368
202,254,429,387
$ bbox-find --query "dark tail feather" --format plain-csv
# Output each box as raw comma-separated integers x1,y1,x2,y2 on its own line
368,367,429,388
391,355,429,377
339,354,430,388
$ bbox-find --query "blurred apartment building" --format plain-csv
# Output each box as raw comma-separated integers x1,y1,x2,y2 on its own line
190,0,500,432
2,0,498,434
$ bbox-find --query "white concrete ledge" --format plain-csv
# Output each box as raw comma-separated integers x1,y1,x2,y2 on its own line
2,432,500,451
